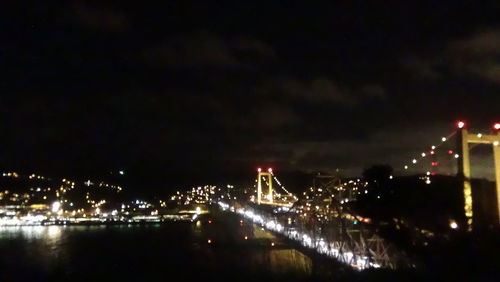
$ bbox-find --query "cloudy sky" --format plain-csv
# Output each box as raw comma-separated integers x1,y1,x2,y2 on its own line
2,1,500,188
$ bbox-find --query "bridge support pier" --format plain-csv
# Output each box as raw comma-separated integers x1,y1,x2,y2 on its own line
257,170,273,205
493,144,500,224
458,127,500,230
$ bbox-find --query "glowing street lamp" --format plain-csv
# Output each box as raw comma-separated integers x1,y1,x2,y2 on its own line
51,201,61,213
450,221,458,229
257,167,262,172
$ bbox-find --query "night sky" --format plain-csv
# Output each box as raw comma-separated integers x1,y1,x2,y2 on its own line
2,1,500,190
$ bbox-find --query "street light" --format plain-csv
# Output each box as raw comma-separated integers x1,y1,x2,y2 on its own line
51,201,61,213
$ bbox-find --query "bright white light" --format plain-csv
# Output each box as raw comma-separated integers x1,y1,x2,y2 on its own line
119,170,124,175
412,159,417,164
441,137,446,142
494,141,499,146
404,165,408,170
266,221,276,229
431,145,436,150
450,221,458,229
196,207,201,214
454,154,460,158
421,153,426,157
47,226,62,239
51,201,61,213
477,133,483,138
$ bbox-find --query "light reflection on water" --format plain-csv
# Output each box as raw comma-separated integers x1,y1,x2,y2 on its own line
0,225,63,241
0,223,315,281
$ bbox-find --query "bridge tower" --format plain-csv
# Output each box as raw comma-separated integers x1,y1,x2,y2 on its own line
257,168,273,204
456,121,500,230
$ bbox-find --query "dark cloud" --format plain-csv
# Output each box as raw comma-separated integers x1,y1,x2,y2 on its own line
402,58,443,80
257,77,386,108
3,1,500,188
403,28,500,84
451,29,500,57
144,31,275,70
72,4,128,32
448,28,500,84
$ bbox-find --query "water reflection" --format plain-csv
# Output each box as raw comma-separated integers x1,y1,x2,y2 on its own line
47,225,62,239
0,222,319,281
0,225,63,240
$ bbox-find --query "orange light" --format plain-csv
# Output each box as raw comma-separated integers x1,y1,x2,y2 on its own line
244,236,248,240
268,168,273,173
494,123,500,130
457,121,465,129
271,242,275,246
257,167,262,172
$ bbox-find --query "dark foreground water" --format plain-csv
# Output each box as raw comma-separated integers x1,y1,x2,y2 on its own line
0,213,349,282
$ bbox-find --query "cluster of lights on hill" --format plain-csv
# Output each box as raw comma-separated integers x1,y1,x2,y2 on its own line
0,171,126,225
169,185,218,205
296,179,369,223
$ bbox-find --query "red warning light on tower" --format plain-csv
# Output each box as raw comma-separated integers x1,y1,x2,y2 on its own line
257,167,262,172
456,121,466,129
494,123,500,130
268,168,273,173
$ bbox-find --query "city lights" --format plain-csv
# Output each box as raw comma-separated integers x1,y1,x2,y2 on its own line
51,201,61,213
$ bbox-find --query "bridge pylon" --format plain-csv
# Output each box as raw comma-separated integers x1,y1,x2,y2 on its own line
456,121,500,230
257,167,273,204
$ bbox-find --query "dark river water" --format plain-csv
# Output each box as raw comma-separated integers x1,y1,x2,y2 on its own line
0,213,347,282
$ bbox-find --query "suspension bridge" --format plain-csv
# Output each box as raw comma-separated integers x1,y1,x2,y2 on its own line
218,121,500,270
